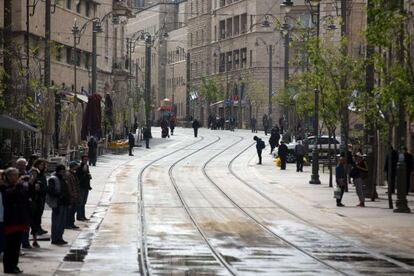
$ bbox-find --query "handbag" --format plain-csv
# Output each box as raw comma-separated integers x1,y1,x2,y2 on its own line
333,186,342,199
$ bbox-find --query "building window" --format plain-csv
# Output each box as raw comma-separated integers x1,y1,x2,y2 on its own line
76,0,81,13
220,0,225,7
66,47,72,64
84,52,90,69
219,20,226,40
233,49,239,69
190,33,193,47
85,1,90,17
241,48,247,68
234,15,240,36
214,26,217,41
219,53,225,72
56,46,62,61
250,49,253,67
66,0,72,9
201,30,204,44
241,13,247,34
226,18,233,38
226,51,232,71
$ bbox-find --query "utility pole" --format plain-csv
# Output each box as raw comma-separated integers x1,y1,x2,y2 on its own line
394,0,410,213
186,52,191,121
45,0,53,155
73,29,78,94
91,21,98,94
268,44,273,119
144,35,152,134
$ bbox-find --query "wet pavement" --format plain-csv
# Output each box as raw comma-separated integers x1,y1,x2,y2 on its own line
17,128,414,275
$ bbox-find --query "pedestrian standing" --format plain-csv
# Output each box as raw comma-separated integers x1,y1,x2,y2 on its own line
295,141,306,172
15,158,31,250
251,117,257,133
278,141,288,170
128,131,135,156
384,146,398,194
192,119,200,138
351,153,368,207
262,114,269,136
254,136,265,165
269,127,280,154
404,147,413,195
335,157,347,207
31,160,48,236
2,168,32,274
170,116,176,136
48,165,70,245
143,127,151,149
161,120,170,138
65,161,80,230
88,137,98,166
76,156,92,222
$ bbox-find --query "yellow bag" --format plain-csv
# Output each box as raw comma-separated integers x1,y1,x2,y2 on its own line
275,157,281,167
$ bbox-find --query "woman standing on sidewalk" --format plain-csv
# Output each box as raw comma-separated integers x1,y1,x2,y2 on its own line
351,153,368,207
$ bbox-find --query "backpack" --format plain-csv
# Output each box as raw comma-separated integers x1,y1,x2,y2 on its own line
259,140,266,150
45,175,61,209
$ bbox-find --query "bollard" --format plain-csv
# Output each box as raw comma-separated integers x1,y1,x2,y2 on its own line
394,152,411,213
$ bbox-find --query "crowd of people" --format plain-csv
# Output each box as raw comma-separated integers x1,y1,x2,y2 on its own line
0,155,92,274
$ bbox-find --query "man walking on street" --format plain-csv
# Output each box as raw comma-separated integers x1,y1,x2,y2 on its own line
48,165,70,245
192,119,200,138
278,141,288,170
262,114,269,136
385,146,398,194
143,127,151,149
269,127,280,154
335,156,347,207
254,136,265,165
128,131,135,156
295,140,306,172
76,156,92,221
404,147,413,194
251,117,257,133
65,162,80,230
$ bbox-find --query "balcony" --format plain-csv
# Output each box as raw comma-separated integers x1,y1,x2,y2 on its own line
113,0,134,18
112,57,129,77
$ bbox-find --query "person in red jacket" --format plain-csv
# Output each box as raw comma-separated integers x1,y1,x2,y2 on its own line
2,167,33,274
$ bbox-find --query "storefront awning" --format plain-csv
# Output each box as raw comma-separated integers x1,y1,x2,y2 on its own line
0,115,39,132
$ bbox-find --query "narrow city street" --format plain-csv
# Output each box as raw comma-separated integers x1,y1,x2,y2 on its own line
20,128,414,276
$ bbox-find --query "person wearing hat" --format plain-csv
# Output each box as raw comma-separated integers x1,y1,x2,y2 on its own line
278,141,288,170
65,161,81,229
351,152,368,207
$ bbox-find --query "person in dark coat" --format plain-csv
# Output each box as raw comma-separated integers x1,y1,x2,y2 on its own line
385,146,398,194
128,131,135,156
76,156,92,222
278,141,288,170
262,114,269,136
170,116,176,136
48,165,70,245
251,117,257,133
269,127,280,154
192,119,200,138
295,141,306,172
335,156,347,207
88,137,98,166
404,147,413,194
2,167,33,274
31,160,48,236
161,120,170,138
65,161,81,230
254,136,265,165
143,127,151,149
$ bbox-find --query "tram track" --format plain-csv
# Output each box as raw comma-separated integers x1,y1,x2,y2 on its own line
227,140,414,274
200,134,349,276
137,135,207,276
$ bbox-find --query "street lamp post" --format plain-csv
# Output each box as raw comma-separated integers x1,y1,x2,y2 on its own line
282,0,322,184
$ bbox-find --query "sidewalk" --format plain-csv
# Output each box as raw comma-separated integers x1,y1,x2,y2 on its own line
250,151,414,257
15,135,181,275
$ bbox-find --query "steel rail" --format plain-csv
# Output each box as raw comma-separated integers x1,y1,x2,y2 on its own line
228,141,414,273
200,134,349,276
137,136,206,276
167,135,239,276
